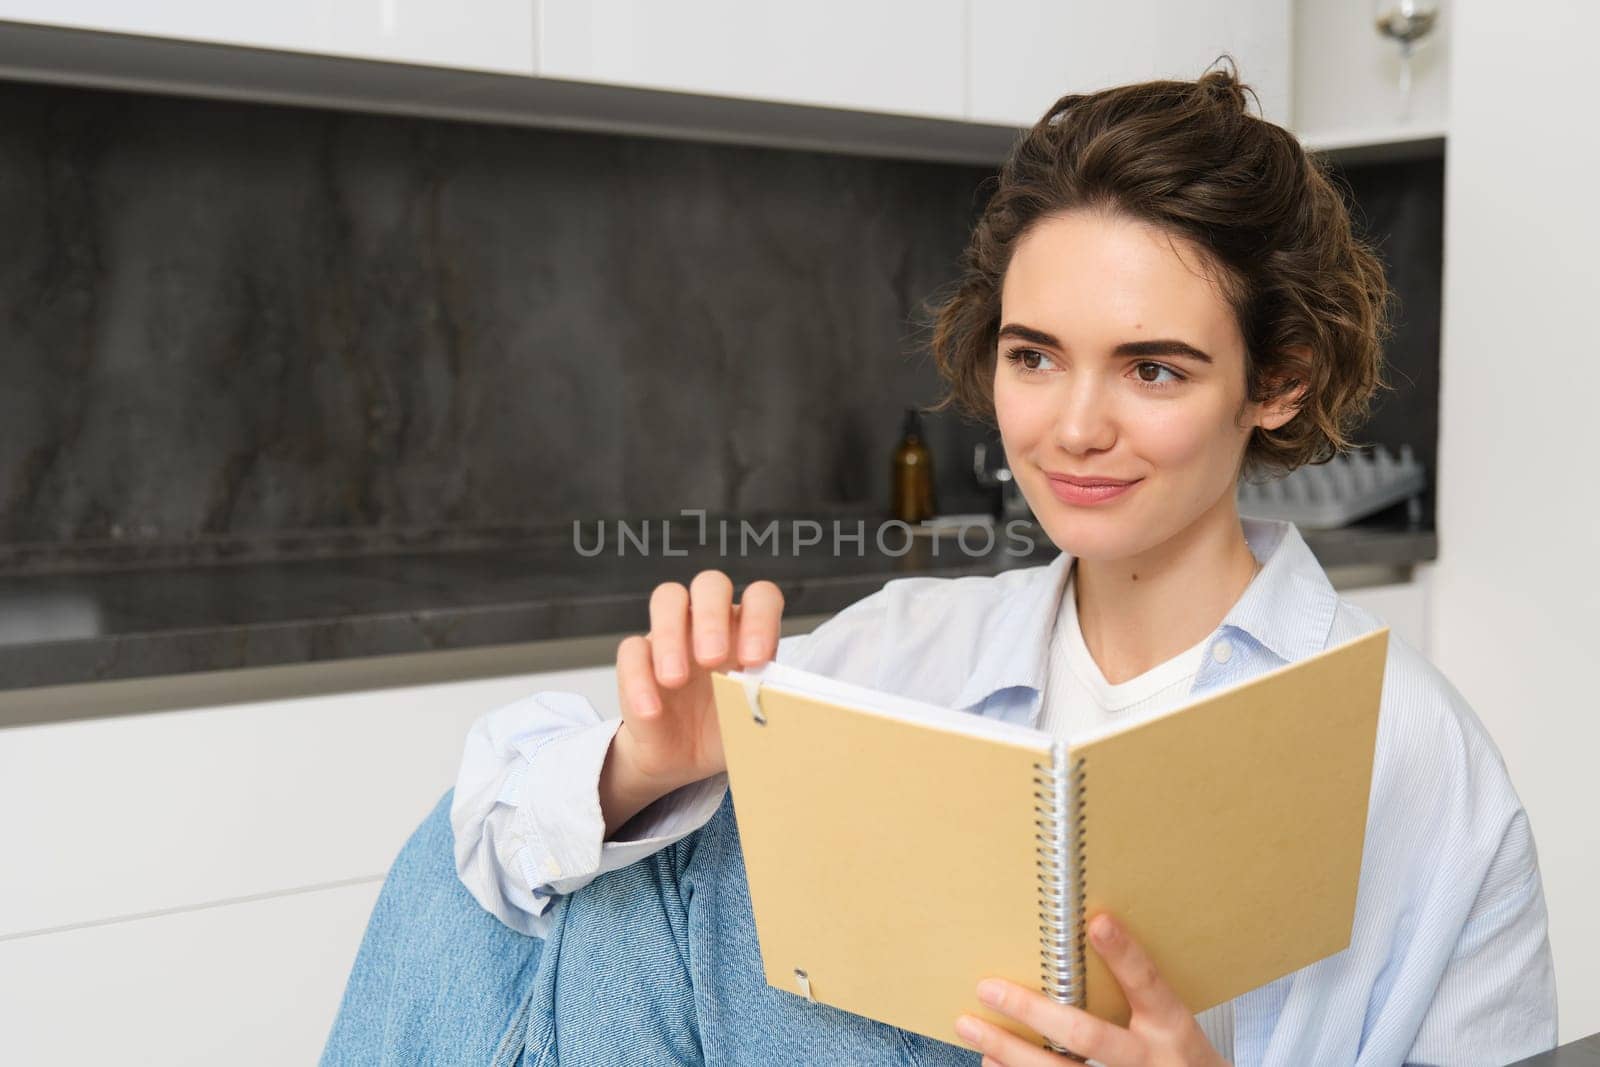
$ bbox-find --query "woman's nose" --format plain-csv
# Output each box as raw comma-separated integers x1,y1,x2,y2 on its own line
1052,379,1118,455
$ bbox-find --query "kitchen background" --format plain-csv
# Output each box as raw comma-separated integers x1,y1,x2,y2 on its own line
0,2,1594,1065
0,81,1441,563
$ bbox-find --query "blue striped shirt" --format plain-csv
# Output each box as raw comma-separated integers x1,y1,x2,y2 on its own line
452,517,1557,1065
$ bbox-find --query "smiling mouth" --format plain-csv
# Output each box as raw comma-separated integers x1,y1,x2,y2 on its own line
1047,474,1142,488
1043,474,1143,506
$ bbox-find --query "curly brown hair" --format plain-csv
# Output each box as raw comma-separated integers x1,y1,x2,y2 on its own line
927,61,1394,481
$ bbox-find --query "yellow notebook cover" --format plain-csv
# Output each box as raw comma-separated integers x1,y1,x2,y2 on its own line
709,625,1388,1047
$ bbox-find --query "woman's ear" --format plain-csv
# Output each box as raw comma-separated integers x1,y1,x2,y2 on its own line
1255,345,1312,432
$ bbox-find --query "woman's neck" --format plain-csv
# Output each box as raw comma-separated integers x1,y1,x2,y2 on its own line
1071,501,1261,685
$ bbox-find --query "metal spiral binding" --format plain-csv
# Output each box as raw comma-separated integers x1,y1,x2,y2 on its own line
1034,742,1087,1049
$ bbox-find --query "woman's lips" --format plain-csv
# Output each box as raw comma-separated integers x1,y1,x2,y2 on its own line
1046,475,1142,506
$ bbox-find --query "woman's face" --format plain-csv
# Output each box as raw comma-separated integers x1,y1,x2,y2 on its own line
994,209,1295,563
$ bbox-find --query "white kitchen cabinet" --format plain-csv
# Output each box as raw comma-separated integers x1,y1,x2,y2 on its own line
326,0,534,73
0,659,618,1063
0,1,321,55
968,0,1292,128
535,0,967,120
0,0,535,74
0,880,382,1067
6,1,1446,164
0,663,618,938
1293,0,1448,150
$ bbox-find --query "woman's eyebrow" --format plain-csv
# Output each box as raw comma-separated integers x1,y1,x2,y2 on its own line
997,323,1215,365
1114,339,1214,364
997,323,1061,347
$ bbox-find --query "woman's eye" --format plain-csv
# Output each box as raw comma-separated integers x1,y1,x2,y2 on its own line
1134,361,1184,387
1007,348,1056,372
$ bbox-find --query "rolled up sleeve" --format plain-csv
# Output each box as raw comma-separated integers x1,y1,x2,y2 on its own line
448,595,896,938
450,689,730,938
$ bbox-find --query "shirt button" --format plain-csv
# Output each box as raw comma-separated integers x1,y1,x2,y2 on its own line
1211,640,1233,664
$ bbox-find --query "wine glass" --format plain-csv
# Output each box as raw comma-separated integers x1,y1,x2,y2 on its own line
1374,0,1440,119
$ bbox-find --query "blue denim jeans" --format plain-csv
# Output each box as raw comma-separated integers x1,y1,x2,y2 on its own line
322,789,983,1066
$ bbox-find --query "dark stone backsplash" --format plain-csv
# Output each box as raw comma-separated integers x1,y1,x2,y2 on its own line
0,80,1441,573
0,80,998,563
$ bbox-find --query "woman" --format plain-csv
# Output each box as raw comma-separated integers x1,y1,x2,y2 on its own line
324,69,1556,1067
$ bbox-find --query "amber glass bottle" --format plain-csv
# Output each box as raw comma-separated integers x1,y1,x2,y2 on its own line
891,407,937,523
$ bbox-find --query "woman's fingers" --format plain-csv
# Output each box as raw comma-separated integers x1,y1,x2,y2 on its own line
956,917,1201,1066
647,582,691,687
615,633,663,722
959,978,1143,1066
689,570,735,667
734,580,785,666
952,1012,1063,1067
644,570,781,689
1087,913,1187,1024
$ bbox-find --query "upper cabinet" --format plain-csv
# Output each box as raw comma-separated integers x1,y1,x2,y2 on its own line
1293,0,1449,151
0,0,1435,162
968,0,1292,128
535,0,967,121
0,1,535,74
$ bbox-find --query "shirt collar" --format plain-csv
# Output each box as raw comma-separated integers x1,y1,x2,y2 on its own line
951,517,1339,711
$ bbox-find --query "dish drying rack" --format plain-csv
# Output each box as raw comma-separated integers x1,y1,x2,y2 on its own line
1237,444,1426,529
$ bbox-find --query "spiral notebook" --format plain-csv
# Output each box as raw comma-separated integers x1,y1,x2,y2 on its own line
708,626,1388,1048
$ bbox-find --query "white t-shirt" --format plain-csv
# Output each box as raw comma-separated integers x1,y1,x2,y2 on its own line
1036,561,1234,1060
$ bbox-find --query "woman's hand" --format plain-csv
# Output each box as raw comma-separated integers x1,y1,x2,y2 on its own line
954,914,1230,1067
599,570,785,836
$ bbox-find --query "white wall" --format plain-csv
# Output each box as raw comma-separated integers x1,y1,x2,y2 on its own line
1435,0,1600,1043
